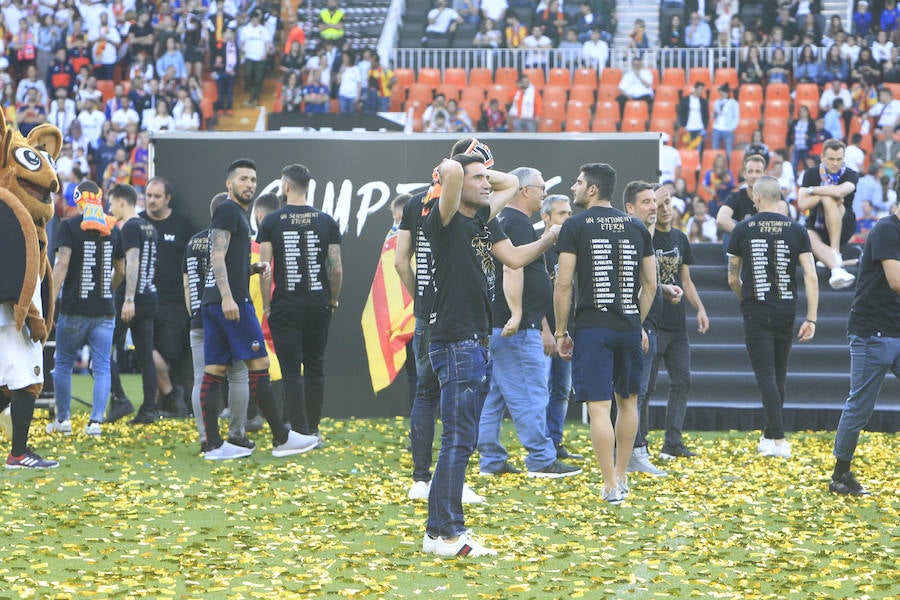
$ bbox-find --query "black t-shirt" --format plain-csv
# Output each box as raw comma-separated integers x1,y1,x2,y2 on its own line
115,216,159,313
256,205,342,312
726,212,812,319
55,215,122,317
723,187,756,223
556,205,654,332
654,227,695,332
492,207,552,331
644,248,664,332
398,190,436,322
202,199,252,305
800,167,859,232
183,229,210,330
423,205,507,342
140,210,196,305
848,214,900,337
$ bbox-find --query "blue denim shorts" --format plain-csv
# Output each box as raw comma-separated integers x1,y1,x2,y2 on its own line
572,326,643,401
201,302,268,366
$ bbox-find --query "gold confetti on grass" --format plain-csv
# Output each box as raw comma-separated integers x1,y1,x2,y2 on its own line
0,375,895,598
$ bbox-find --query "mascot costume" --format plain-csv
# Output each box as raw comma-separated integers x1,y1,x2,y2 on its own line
0,116,62,468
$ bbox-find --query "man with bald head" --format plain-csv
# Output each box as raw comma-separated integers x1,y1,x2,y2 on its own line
726,176,819,459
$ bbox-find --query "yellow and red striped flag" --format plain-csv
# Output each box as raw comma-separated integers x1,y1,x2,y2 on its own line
361,226,415,393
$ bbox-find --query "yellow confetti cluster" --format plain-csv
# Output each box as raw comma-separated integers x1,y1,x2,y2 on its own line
0,376,895,598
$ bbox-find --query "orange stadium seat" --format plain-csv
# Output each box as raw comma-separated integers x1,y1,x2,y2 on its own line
495,67,519,87
762,119,789,150
542,85,568,106
566,104,591,121
97,79,115,102
730,150,745,179
203,80,218,102
574,67,599,88
622,100,649,123
566,98,588,114
406,83,433,105
487,83,515,104
765,99,790,120
679,148,700,192
538,116,562,132
701,149,726,174
661,68,686,89
649,117,675,139
651,100,676,121
523,68,545,90
569,85,595,106
714,68,738,90
443,67,467,86
598,67,620,89
591,117,618,132
740,99,762,120
434,83,461,101
596,84,618,102
765,82,790,102
738,84,763,104
688,68,712,90
620,118,646,132
594,100,620,121
655,85,680,103
459,100,483,122
566,114,591,132
394,68,415,90
543,100,566,122
468,67,493,88
548,67,570,87
416,68,441,88
794,98,819,119
461,86,486,104
734,118,759,145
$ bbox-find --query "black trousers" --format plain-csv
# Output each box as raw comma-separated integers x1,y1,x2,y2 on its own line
743,314,794,440
269,305,332,435
110,310,157,414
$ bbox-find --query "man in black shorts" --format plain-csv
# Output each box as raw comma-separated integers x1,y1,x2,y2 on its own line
106,184,161,426
554,163,657,505
139,177,195,418
198,158,318,460
257,164,342,441
830,200,900,495
727,175,818,459
798,139,859,290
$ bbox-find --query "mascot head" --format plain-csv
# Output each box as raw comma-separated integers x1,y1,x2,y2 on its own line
0,117,62,225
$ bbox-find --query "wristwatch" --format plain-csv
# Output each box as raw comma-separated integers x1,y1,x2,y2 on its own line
125,297,134,303
806,186,814,195
554,331,569,339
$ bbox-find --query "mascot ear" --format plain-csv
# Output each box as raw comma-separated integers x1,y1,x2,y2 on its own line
27,124,63,160
0,113,10,168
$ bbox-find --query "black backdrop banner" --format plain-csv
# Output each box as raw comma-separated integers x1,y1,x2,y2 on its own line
151,132,660,418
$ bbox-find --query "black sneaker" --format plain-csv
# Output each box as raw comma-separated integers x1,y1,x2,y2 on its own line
130,408,158,425
480,461,522,476
106,396,135,423
228,435,256,450
526,460,582,478
160,385,189,419
245,415,264,432
829,471,870,496
556,445,584,461
659,444,699,460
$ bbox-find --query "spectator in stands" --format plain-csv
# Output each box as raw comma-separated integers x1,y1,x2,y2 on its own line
473,18,502,48
423,92,448,125
180,3,209,80
481,0,508,24
319,0,346,43
0,82,16,129
482,97,507,131
844,133,866,172
453,0,480,24
209,0,236,53
685,197,717,243
130,131,150,194
16,64,48,109
102,147,132,190
883,0,900,34
35,13,61,78
874,124,900,165
504,10,527,48
852,48,881,85
90,12,121,80
788,104,816,171
127,53,154,83
557,28,582,66
131,11,156,60
855,163,889,216
842,33,862,65
873,29,895,64
820,44,850,84
659,133,681,184
740,46,766,85
714,0,738,37
627,18,650,55
818,78,851,116
685,11,712,48
662,15,684,48
770,150,797,205
618,57,654,112
851,199,878,242
582,27,608,71
49,86,77,134
211,27,238,115
727,14,744,47
423,0,463,48
302,68,330,113
240,10,273,106
367,54,395,113
46,48,75,96
93,128,122,181
573,2,598,43
425,109,450,132
853,1,872,40
824,99,846,140
446,99,474,132
105,84,126,121
871,86,900,130
822,15,845,49
0,58,11,92
677,81,708,153
522,25,552,68
534,0,567,47
146,99,175,133
775,6,799,46
765,47,791,84
884,47,900,82
110,96,140,134
174,96,200,131
795,44,821,84
711,83,739,157
851,80,878,119
702,153,735,216
797,13,821,46
744,129,771,167
336,51,362,114
156,37,188,82
509,73,541,132
17,87,46,136
77,97,106,145
280,41,305,82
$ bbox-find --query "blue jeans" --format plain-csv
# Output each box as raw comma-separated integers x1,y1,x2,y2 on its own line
545,352,572,447
833,335,900,462
634,328,658,448
338,95,356,113
410,320,441,482
427,339,491,539
478,328,556,472
53,313,115,423
711,129,734,157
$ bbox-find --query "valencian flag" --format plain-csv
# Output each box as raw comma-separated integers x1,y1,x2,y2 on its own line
361,225,414,393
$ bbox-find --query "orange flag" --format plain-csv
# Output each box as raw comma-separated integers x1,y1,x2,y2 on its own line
361,226,415,393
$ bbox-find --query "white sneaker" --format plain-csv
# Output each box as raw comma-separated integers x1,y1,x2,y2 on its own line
46,419,72,435
204,440,254,460
770,440,791,458
408,480,430,501
627,446,668,476
758,436,775,456
0,406,11,439
423,533,438,553
271,430,318,457
829,267,855,289
602,486,624,505
461,483,485,504
85,422,102,436
432,533,497,557
617,476,629,498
